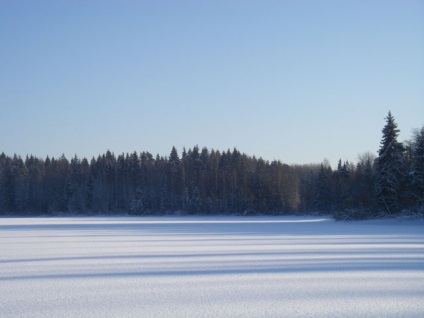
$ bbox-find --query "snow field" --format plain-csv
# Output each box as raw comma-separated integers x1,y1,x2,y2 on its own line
0,217,423,317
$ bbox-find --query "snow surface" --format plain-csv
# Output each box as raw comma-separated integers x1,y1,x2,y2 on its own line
0,216,423,317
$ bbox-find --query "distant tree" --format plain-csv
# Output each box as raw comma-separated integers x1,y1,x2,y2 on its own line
129,187,144,215
314,161,333,212
0,153,6,213
159,175,170,212
374,112,406,214
168,146,182,209
169,146,180,169
12,155,29,213
2,156,17,212
411,127,424,208
188,186,202,214
354,152,376,210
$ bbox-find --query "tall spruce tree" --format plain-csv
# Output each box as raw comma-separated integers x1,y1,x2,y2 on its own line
374,112,405,214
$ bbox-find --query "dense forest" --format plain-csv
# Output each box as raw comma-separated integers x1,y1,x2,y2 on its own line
1,112,423,219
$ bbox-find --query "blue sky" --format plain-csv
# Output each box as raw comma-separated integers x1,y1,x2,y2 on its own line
1,0,423,166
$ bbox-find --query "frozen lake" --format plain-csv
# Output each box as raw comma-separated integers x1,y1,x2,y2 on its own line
1,216,423,317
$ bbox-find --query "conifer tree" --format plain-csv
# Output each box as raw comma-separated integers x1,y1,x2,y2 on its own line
411,127,424,207
374,112,405,214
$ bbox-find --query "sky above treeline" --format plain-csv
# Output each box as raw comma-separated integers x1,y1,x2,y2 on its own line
1,0,423,166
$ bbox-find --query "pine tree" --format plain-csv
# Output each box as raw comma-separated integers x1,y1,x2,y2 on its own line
374,112,405,214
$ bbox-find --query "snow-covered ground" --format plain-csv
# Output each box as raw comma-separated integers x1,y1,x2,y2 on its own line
1,216,423,317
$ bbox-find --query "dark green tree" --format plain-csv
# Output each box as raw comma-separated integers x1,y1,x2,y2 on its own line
411,127,424,208
374,112,405,214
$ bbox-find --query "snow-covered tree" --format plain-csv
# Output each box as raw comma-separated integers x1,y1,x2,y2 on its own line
374,112,405,214
411,127,424,207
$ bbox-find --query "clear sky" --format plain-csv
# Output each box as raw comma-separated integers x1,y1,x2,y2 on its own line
1,0,423,166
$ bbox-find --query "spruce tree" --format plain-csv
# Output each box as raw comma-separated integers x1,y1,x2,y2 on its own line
374,112,405,214
411,127,424,207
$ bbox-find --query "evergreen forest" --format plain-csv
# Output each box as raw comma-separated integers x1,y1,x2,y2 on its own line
1,112,423,219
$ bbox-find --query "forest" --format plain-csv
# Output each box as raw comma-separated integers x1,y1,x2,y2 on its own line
1,112,423,219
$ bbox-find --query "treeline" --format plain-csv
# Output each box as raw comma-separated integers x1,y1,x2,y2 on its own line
0,112,423,218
